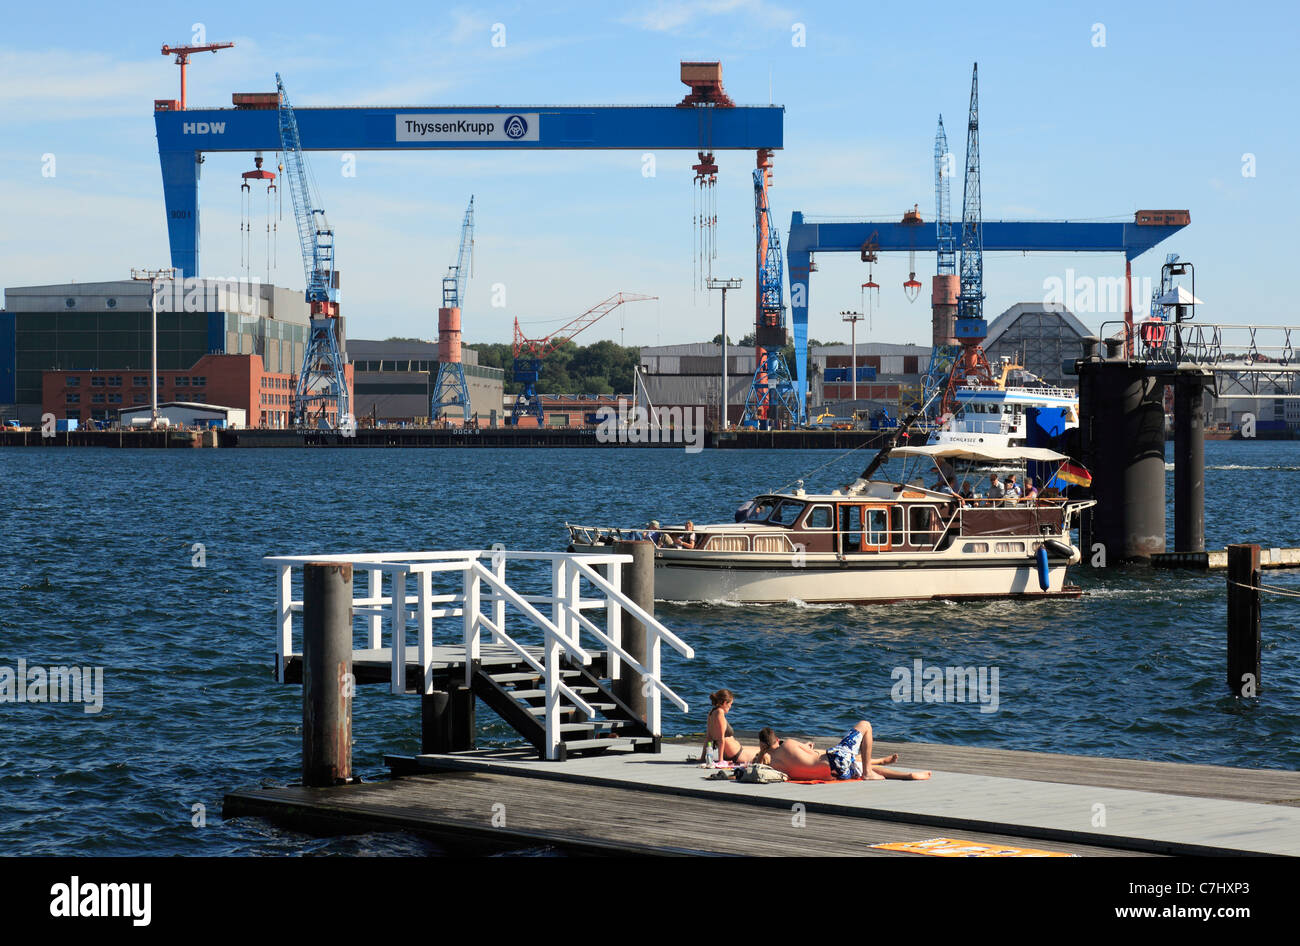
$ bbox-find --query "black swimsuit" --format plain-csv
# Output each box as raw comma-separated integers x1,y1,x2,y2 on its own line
711,710,741,762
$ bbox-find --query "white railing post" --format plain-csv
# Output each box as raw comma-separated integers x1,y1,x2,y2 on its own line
276,563,293,682
418,568,433,695
564,563,580,649
551,559,567,647
367,566,382,648
390,568,407,695
462,562,480,688
544,629,561,760
604,560,622,685
490,551,506,644
647,628,662,737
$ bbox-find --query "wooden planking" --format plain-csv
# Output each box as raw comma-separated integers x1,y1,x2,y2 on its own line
719,735,1300,807
224,770,1150,857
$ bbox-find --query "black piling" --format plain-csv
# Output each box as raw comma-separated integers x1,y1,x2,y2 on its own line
301,562,354,786
421,685,476,753
613,540,654,721
1173,373,1210,553
1226,544,1262,697
1077,356,1168,562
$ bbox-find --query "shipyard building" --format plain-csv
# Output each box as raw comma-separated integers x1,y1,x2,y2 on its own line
350,339,505,424
1,278,350,428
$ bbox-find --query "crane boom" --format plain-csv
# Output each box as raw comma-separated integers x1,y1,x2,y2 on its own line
276,73,336,310
934,115,955,276
513,292,655,359
443,196,474,308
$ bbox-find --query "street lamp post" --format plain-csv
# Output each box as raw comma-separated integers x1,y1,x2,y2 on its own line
131,267,179,429
707,277,742,429
841,311,865,405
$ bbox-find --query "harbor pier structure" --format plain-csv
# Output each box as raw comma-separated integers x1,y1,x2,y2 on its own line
1077,320,1300,563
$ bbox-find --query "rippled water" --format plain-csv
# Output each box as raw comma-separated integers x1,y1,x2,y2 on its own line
1,441,1297,854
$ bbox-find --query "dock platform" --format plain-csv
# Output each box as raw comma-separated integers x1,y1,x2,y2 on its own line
224,737,1300,856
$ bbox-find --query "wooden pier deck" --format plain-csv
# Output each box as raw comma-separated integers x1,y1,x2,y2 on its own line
224,736,1300,856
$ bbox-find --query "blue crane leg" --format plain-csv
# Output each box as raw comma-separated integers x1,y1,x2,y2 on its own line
160,150,200,278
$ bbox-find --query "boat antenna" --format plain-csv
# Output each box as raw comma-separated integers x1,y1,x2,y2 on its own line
856,387,943,484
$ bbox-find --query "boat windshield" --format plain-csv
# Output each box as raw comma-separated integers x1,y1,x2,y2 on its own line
747,498,778,521
769,499,806,527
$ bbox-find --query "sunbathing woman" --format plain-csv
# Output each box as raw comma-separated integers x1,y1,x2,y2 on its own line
756,721,930,781
706,689,758,765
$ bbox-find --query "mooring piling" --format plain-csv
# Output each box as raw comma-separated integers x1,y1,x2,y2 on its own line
613,540,654,721
1226,544,1262,697
301,561,354,786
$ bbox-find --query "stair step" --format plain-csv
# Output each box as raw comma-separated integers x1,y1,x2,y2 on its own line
526,702,617,716
560,736,654,753
557,720,634,733
508,686,599,700
489,670,580,684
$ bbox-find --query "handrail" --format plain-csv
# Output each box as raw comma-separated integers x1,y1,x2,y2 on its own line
267,547,688,760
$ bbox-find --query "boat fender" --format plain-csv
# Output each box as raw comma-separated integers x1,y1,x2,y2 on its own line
1035,546,1051,591
1044,539,1074,559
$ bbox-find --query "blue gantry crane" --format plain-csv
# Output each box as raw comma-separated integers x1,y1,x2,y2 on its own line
276,73,349,430
432,196,475,422
741,152,801,429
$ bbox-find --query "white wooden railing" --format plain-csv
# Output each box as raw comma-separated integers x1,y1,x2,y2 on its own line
265,549,694,760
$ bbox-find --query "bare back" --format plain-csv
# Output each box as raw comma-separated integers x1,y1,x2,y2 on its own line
763,739,833,781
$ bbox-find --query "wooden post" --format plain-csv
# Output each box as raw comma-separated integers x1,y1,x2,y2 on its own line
1226,544,1261,697
302,562,354,786
613,540,654,722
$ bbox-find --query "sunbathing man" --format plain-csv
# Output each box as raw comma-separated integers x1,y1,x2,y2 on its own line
755,722,930,781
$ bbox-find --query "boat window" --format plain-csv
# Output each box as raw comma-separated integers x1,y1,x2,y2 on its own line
908,505,941,547
994,541,1026,554
747,499,777,521
890,505,904,546
865,508,889,547
841,505,862,549
770,500,806,527
804,505,833,529
963,542,990,553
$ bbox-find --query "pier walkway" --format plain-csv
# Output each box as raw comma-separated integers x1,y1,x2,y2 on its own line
225,737,1300,856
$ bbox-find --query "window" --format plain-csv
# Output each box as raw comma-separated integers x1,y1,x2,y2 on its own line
107,376,122,387
747,500,777,521
963,542,990,554
770,501,806,527
133,394,146,404
176,376,189,386
890,504,905,546
192,377,206,387
66,393,80,404
91,376,106,387
994,542,1026,554
108,393,122,404
66,377,81,387
909,505,941,547
805,505,833,529
133,376,148,387
864,508,889,547
91,393,105,403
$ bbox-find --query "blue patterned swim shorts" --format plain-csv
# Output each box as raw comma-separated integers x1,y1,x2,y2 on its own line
825,727,864,780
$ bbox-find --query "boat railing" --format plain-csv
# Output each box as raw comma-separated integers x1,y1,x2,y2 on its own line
264,548,694,760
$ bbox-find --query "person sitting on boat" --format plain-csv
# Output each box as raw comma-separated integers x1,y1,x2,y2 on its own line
707,689,757,765
677,521,699,549
645,520,675,547
1004,474,1023,501
958,481,975,502
987,472,1005,503
754,723,930,781
1024,477,1039,502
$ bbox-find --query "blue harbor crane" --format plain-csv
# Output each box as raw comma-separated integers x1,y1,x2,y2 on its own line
432,196,475,422
922,114,962,418
276,73,349,430
944,62,995,414
742,152,802,429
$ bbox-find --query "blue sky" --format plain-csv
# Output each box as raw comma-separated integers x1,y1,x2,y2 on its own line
1,0,1295,347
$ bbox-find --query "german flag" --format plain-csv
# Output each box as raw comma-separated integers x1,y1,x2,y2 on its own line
1056,461,1092,488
